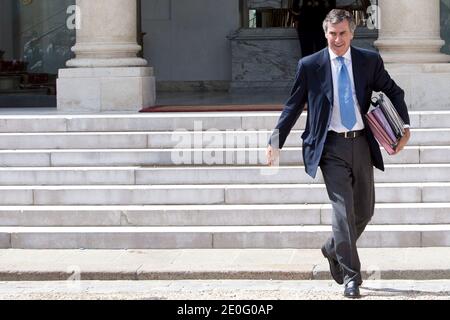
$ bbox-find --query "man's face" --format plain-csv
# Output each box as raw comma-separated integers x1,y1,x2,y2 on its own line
325,20,354,56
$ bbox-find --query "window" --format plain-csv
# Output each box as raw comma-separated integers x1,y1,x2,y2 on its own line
0,0,75,107
242,0,377,29
244,0,295,28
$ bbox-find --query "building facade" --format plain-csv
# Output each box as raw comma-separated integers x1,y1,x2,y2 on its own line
0,0,450,110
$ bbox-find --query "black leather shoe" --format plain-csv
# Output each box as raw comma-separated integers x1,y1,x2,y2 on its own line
344,281,361,299
321,246,343,285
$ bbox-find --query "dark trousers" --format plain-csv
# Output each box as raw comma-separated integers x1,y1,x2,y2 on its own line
296,28,327,58
319,133,375,285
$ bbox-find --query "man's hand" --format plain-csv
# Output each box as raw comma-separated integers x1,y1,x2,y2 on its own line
266,145,280,166
392,128,411,155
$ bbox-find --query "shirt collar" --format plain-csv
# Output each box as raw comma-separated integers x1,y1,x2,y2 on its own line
328,47,352,63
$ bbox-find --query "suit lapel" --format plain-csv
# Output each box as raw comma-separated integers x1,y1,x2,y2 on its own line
350,47,366,112
316,49,333,105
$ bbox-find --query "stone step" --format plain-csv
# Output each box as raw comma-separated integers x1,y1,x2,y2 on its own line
1,247,449,281
0,111,449,133
0,203,449,226
1,182,449,205
271,129,450,148
0,146,448,167
2,164,450,186
133,164,450,185
0,128,449,149
0,224,449,249
0,167,136,185
0,132,149,149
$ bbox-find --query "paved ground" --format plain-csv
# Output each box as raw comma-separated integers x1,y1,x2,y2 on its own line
1,248,448,300
0,248,449,281
0,280,449,300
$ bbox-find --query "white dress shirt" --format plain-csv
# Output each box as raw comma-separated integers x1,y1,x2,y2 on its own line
328,47,365,133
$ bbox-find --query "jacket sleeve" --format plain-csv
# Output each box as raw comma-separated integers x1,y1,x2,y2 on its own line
269,59,308,149
372,54,410,125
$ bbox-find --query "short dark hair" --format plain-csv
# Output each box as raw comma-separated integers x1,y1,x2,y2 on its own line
323,9,357,34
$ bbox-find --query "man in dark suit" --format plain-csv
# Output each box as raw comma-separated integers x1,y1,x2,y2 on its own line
292,0,335,57
267,9,411,298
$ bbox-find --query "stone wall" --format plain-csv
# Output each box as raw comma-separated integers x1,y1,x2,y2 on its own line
229,27,377,91
228,28,300,91
142,0,240,84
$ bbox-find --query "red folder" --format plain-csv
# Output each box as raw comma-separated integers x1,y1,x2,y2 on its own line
365,94,406,155
366,111,396,155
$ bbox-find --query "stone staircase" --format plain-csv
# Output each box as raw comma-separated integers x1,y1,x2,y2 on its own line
0,111,450,249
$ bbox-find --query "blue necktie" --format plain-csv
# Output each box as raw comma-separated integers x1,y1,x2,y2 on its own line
337,56,357,130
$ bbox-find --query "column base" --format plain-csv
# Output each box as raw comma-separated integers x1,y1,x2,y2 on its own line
385,63,450,110
57,67,156,112
375,39,450,63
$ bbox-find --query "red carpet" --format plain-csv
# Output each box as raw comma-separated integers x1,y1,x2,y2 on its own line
139,104,284,113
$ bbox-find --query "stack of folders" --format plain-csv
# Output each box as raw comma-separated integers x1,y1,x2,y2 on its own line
365,94,406,155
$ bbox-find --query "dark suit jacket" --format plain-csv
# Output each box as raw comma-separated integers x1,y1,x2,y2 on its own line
270,46,410,178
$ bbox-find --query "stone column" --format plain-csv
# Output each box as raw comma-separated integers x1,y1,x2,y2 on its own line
374,0,450,110
57,0,156,112
374,0,450,63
